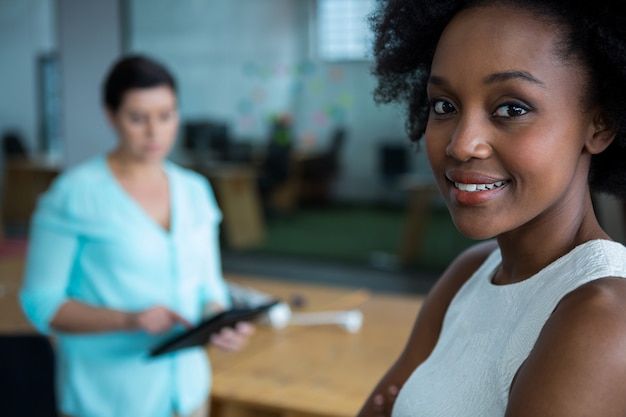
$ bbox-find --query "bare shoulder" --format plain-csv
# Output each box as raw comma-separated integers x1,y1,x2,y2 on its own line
506,277,626,417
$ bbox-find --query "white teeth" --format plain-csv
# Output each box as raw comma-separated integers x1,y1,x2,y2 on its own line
454,181,506,192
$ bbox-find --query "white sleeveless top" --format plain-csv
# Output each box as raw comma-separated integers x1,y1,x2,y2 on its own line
392,239,626,417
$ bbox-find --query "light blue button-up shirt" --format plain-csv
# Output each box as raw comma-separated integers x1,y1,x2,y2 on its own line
20,155,231,417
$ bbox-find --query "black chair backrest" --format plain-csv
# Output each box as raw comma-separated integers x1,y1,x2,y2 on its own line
182,120,230,160
329,128,346,155
379,143,410,181
0,335,59,417
2,132,28,160
265,139,292,182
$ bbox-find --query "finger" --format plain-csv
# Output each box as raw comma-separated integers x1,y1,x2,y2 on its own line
373,393,385,417
146,315,172,334
142,320,168,334
384,385,399,415
170,310,192,328
207,302,225,312
212,328,247,351
210,333,239,351
387,384,399,400
143,308,184,333
221,327,247,348
235,321,256,335
136,313,157,333
230,325,255,347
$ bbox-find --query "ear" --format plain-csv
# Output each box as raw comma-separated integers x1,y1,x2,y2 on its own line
104,107,118,130
585,112,616,155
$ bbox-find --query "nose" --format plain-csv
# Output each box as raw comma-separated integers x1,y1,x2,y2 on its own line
445,114,493,161
145,117,158,139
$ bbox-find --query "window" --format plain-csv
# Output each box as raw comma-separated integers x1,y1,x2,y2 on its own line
37,53,62,156
316,0,376,61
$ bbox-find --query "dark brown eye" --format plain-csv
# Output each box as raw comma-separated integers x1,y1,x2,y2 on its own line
432,100,456,114
493,103,529,117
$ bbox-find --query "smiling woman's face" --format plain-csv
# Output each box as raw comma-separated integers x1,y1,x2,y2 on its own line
425,5,599,240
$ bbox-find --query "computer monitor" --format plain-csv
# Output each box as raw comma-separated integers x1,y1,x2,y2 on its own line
183,119,230,159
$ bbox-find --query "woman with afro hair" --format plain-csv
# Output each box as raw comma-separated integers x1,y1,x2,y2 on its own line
357,1,626,416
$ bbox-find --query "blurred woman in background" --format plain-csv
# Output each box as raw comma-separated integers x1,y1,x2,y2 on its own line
20,54,253,417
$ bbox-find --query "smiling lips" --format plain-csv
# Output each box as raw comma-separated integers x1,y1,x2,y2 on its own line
446,170,510,205
446,174,510,206
454,181,508,192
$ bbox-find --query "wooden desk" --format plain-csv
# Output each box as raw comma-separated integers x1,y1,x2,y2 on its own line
397,178,439,266
199,163,266,250
209,276,422,417
0,257,34,334
0,258,423,417
2,158,61,230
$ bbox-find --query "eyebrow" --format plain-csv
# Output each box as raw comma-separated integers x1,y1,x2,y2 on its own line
428,71,546,87
484,71,545,87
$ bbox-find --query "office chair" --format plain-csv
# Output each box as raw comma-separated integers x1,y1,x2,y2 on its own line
299,127,347,205
1,131,29,162
0,335,59,417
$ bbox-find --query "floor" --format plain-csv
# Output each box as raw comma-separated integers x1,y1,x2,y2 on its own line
218,203,465,297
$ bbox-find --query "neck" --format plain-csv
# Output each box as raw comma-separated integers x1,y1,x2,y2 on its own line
107,150,164,180
493,190,611,285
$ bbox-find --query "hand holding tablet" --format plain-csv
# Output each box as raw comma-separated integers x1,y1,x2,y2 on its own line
149,301,279,358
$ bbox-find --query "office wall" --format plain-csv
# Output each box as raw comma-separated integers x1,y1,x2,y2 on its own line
57,0,123,167
128,0,428,200
0,0,55,154
0,0,424,201
0,0,122,169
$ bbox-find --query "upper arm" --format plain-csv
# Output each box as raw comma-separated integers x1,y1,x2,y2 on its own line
190,173,230,308
20,181,80,334
506,278,626,417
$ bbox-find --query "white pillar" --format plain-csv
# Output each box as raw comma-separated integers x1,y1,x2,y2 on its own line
57,0,123,167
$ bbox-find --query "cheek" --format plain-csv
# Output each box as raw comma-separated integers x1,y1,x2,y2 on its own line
118,126,144,145
118,119,144,134
500,140,576,203
507,128,581,175
424,127,446,170
162,121,179,140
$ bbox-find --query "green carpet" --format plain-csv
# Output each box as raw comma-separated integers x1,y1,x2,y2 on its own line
247,204,478,272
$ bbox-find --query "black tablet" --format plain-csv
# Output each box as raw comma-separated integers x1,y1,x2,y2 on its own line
149,300,280,358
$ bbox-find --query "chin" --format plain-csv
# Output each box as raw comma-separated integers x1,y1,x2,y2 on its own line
451,217,499,241
139,152,167,163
